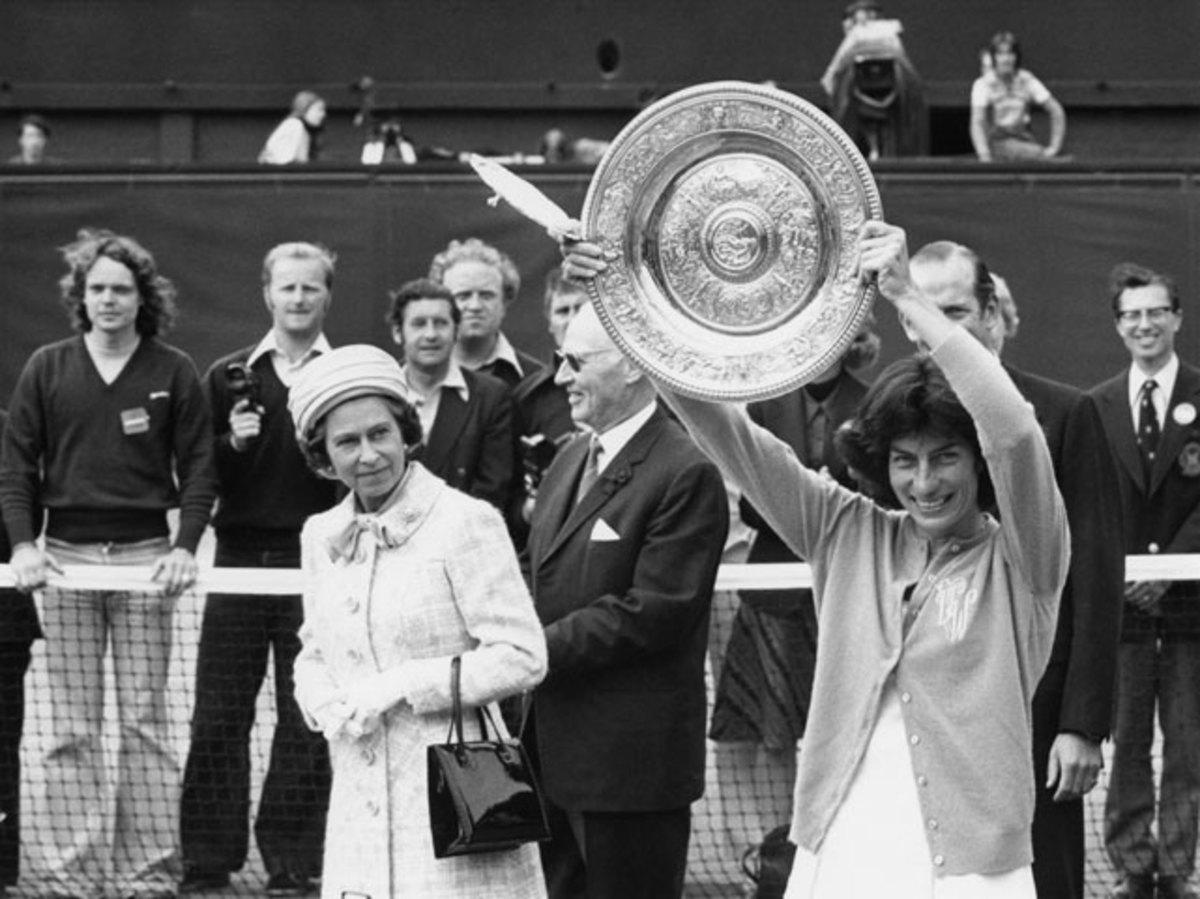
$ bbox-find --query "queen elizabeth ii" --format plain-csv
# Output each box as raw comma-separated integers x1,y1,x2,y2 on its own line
286,344,548,899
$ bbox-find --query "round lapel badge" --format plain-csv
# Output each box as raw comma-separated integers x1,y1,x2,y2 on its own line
1173,402,1197,426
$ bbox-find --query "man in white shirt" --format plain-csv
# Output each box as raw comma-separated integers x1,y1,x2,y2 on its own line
525,304,727,898
180,242,338,896
386,277,515,513
1092,263,1200,899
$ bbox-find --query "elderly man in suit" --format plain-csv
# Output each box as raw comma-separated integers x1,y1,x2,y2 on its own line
525,302,728,899
905,242,1124,899
1094,263,1200,899
387,278,516,514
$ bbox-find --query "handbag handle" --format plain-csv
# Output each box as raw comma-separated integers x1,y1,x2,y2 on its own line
444,655,499,747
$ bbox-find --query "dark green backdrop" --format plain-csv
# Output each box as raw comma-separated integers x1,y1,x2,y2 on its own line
2,164,1197,399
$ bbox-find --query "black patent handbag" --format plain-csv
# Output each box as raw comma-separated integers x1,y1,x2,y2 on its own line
427,655,551,858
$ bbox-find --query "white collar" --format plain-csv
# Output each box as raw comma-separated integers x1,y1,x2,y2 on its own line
590,400,656,473
247,330,331,368
1128,353,1179,414
400,358,470,404
454,331,525,377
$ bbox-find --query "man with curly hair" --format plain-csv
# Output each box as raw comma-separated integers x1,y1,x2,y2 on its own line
0,229,216,899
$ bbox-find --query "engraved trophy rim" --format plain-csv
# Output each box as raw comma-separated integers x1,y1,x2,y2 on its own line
581,79,883,402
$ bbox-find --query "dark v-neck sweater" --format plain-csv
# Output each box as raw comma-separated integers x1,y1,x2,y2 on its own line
205,345,339,544
0,335,216,551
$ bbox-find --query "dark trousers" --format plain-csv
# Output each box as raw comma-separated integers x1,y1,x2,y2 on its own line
1031,663,1085,899
180,542,330,878
541,803,691,899
1105,639,1200,879
0,640,33,886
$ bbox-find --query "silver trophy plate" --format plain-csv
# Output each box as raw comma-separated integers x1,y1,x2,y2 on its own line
582,80,882,401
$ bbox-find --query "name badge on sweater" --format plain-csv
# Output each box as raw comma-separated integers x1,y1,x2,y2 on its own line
120,407,150,435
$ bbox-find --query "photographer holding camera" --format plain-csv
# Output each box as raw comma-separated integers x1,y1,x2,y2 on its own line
180,242,338,896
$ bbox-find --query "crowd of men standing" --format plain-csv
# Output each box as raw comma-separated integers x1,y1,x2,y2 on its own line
0,217,1197,899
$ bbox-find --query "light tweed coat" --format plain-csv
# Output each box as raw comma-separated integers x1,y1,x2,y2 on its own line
295,462,548,899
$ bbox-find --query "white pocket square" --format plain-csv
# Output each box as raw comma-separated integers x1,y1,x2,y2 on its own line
589,518,620,542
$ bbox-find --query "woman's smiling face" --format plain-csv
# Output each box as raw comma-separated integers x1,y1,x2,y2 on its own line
888,430,982,544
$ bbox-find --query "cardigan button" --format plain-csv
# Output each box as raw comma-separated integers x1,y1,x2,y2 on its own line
900,691,912,703
366,799,380,816
1148,542,1160,554
347,649,363,665
933,854,945,867
928,819,939,830
345,596,359,613
917,775,928,787
361,746,376,765
909,734,920,746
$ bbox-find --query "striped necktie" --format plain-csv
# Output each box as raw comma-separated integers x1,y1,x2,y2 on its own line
574,436,602,506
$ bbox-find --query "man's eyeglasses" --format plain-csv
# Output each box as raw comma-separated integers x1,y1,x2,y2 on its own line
560,349,617,372
1116,306,1176,326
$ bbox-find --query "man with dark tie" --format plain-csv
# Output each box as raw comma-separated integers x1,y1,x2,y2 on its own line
902,242,1123,899
387,277,516,513
1092,262,1200,899
525,303,728,898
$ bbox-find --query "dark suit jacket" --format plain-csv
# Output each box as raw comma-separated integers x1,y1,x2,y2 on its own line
528,406,728,812
415,368,515,514
1092,361,1200,642
0,410,41,644
512,356,574,447
1005,365,1123,741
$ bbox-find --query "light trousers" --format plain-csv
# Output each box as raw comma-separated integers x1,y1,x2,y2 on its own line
34,537,180,898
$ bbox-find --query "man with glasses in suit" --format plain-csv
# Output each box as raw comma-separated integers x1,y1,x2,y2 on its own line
1093,263,1200,899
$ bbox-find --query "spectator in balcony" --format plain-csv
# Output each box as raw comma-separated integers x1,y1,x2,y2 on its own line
0,229,216,898
179,242,338,896
970,32,1066,162
428,238,544,389
9,114,52,165
820,0,928,159
386,277,516,514
287,344,547,899
1094,263,1200,899
0,409,41,896
539,129,610,165
259,91,327,165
